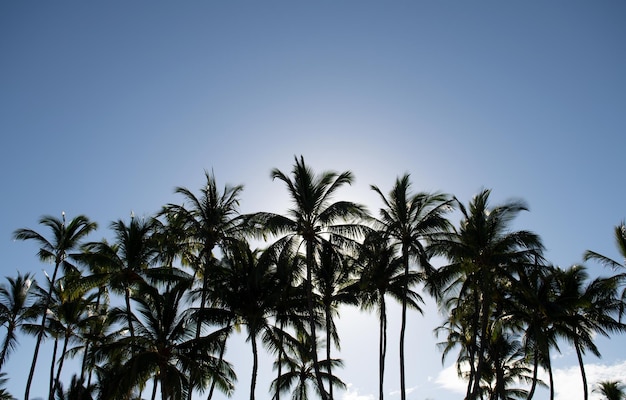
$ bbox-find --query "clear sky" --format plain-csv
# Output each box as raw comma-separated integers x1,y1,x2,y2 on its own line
1,2,625,399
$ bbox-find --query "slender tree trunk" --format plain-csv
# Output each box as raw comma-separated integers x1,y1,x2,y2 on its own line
151,376,158,400
326,303,334,400
574,337,589,400
53,334,70,397
189,270,209,400
399,248,409,400
250,333,258,400
306,241,328,400
547,355,555,400
48,337,59,400
526,347,539,400
379,297,387,400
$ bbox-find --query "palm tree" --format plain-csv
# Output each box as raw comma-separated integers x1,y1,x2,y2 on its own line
251,156,369,400
13,213,97,400
584,221,626,320
314,239,359,400
553,265,626,400
95,274,235,400
370,173,452,400
428,189,543,400
44,273,98,399
593,380,625,400
161,170,245,400
82,216,159,347
211,239,285,400
355,230,423,400
270,330,346,400
0,272,35,371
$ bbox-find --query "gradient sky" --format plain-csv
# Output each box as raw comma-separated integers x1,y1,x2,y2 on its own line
1,2,625,399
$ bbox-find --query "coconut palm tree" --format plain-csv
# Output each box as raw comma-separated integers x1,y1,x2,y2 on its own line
593,380,625,400
354,230,423,400
0,272,35,371
370,173,452,400
428,189,543,400
250,156,369,400
0,373,15,400
161,170,245,400
553,265,626,400
13,213,97,400
82,216,159,347
95,273,235,400
211,239,286,400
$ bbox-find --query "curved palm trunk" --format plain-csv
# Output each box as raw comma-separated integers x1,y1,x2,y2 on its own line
574,337,589,400
189,269,210,400
470,279,492,400
379,297,387,400
207,325,229,400
306,241,328,400
526,349,539,400
250,333,259,400
547,356,555,400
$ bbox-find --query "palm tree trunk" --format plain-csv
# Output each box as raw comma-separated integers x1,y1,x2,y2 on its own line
48,337,59,400
379,297,387,400
53,334,70,397
250,333,258,400
326,303,334,400
526,348,539,400
206,327,228,400
306,241,328,400
399,249,409,400
574,337,589,400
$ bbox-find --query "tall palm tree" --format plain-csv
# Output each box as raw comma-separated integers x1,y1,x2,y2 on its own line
161,170,245,400
584,221,626,320
370,173,452,400
13,213,97,400
428,189,543,400
251,156,369,400
0,272,35,371
355,230,423,400
593,380,625,400
314,239,359,400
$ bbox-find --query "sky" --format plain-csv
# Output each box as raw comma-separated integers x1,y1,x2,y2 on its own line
1,1,625,399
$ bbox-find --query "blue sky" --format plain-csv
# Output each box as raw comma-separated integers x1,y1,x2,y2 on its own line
1,2,625,399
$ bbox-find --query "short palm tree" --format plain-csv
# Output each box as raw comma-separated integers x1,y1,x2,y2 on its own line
13,213,97,400
593,380,625,400
0,272,35,371
553,265,626,400
251,156,369,400
271,330,346,400
371,173,452,400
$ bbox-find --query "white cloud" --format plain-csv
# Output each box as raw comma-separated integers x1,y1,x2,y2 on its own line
552,360,626,400
433,359,626,400
389,386,419,396
341,383,375,400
